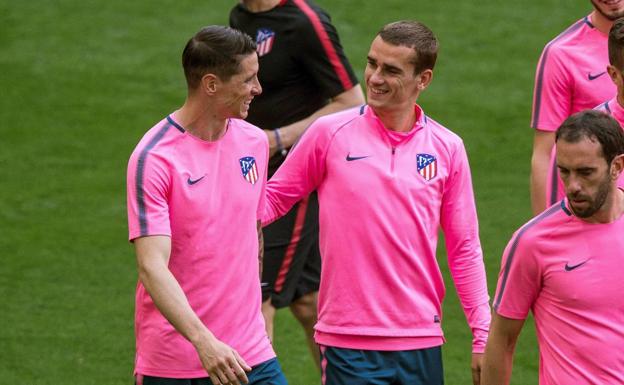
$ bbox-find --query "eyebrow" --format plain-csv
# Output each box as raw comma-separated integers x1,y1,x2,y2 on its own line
367,56,403,73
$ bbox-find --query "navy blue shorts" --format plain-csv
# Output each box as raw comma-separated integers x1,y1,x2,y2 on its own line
320,345,444,385
136,358,287,385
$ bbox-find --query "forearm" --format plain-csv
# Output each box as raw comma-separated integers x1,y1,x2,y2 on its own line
530,130,556,215
463,302,491,353
481,340,515,385
481,314,524,385
270,86,364,149
530,154,549,215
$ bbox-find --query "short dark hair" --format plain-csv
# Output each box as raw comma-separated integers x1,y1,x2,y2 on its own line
378,20,438,75
182,26,256,89
609,17,624,69
556,110,624,165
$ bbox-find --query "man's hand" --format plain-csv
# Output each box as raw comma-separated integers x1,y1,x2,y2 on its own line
472,353,483,385
194,334,252,385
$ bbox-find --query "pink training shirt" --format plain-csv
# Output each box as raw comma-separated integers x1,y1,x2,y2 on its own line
494,199,624,384
533,15,616,206
127,114,274,378
263,105,491,352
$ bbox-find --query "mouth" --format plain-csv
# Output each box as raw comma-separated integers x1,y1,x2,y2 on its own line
367,87,389,96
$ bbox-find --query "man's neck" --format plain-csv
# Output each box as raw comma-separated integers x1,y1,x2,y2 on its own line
241,0,282,13
590,10,614,35
176,97,228,141
373,106,417,133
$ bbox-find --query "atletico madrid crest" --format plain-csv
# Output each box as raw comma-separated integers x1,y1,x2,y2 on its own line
416,153,437,181
240,157,259,185
255,28,275,57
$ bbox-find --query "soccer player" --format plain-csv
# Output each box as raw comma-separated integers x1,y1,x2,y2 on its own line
229,0,365,368
530,0,623,215
126,26,286,385
482,110,624,385
262,20,491,385
598,16,624,125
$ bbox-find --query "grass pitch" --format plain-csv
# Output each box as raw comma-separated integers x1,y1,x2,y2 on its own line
1,1,589,383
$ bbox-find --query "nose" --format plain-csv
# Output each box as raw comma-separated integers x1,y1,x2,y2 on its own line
369,68,384,85
565,174,582,196
252,77,262,96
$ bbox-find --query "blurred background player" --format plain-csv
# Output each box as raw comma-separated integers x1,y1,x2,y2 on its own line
530,0,623,214
598,16,624,125
229,0,365,369
127,26,285,385
483,110,624,384
262,21,490,385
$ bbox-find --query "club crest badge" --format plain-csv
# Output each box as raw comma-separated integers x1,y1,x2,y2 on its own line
416,153,437,181
240,156,259,185
255,28,275,57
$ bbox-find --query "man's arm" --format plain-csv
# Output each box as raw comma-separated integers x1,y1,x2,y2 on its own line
134,235,252,385
480,313,526,385
265,85,365,155
530,130,556,215
439,144,491,385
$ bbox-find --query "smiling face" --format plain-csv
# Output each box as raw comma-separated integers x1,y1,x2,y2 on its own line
591,0,624,21
364,36,430,115
557,136,613,219
216,53,262,119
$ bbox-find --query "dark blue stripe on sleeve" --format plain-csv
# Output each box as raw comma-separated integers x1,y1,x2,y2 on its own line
166,115,185,132
493,203,562,310
531,19,586,128
136,123,173,236
560,199,572,216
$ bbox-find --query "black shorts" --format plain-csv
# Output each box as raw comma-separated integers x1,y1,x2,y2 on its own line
261,191,321,308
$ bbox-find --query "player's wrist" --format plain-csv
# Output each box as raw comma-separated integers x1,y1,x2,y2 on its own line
273,128,288,157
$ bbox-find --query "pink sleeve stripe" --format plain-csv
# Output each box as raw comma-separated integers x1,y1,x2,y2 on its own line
493,202,564,310
134,122,173,236
531,17,588,128
292,0,354,90
274,195,310,292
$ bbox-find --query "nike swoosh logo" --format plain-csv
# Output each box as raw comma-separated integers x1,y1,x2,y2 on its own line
588,71,606,81
564,260,588,271
187,175,205,185
346,154,371,161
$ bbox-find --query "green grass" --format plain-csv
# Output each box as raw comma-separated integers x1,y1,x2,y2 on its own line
0,0,590,383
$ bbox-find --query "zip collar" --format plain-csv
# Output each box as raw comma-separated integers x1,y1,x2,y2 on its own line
362,104,427,147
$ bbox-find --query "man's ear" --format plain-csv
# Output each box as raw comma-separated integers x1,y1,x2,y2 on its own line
611,153,624,180
200,73,219,95
607,64,622,87
417,69,433,91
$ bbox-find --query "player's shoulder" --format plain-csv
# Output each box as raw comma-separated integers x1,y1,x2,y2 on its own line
512,201,573,246
424,114,465,148
544,16,595,53
131,116,182,155
285,0,332,29
229,118,268,144
315,104,366,133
